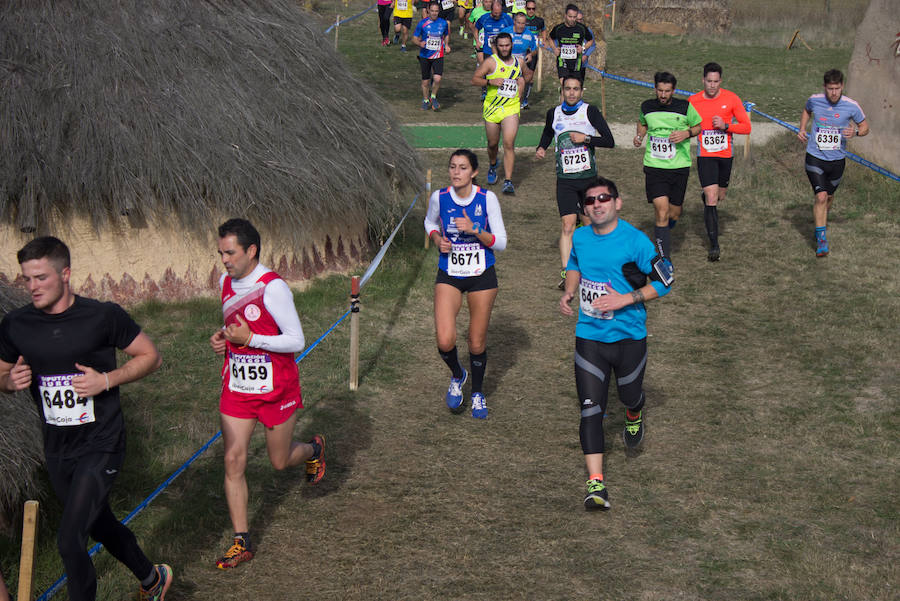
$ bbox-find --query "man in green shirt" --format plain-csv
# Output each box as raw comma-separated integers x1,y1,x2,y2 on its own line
633,71,701,261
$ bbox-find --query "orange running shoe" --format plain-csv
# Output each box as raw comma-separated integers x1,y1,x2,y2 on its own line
215,537,254,569
305,434,326,484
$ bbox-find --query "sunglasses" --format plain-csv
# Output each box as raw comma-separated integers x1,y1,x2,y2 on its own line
526,6,536,9
583,193,615,206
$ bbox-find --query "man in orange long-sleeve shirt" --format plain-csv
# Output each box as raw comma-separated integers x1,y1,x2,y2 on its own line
689,62,751,261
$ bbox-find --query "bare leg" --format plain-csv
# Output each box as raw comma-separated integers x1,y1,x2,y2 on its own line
434,283,464,352
221,414,257,533
500,115,520,181
264,411,314,471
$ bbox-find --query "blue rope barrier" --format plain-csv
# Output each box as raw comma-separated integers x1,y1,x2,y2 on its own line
585,63,900,183
295,309,353,364
324,3,376,33
360,194,420,290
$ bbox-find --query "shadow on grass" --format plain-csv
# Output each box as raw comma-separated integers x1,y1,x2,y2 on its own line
482,310,529,398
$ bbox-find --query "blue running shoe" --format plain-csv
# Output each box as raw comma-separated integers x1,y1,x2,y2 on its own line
816,238,829,257
446,369,468,413
480,87,487,101
486,163,498,185
520,98,529,109
502,179,515,195
400,45,408,52
420,99,431,111
430,97,440,111
471,392,488,419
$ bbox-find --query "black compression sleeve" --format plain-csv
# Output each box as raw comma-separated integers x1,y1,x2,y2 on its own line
586,105,615,149
538,108,555,149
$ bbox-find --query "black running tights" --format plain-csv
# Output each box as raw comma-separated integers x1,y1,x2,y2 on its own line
575,337,647,455
378,4,392,38
46,452,154,601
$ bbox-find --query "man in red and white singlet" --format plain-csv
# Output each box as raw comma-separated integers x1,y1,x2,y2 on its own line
209,218,325,570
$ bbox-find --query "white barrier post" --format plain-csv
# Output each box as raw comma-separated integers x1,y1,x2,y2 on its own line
349,276,360,391
334,15,341,50
601,74,607,118
536,45,544,92
17,500,39,601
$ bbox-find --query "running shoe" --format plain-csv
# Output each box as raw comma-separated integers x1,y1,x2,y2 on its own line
502,179,515,195
480,87,487,101
471,392,488,419
520,98,529,109
584,479,610,511
463,32,469,39
216,537,254,569
430,97,440,111
393,33,400,44
139,564,173,601
446,368,468,413
816,238,829,258
458,25,464,35
623,410,644,449
557,269,566,290
708,245,720,262
420,99,431,111
306,434,326,484
486,163,498,185
382,37,390,46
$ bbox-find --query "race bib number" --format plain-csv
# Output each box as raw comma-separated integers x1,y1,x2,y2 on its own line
701,129,728,153
442,0,454,8
228,352,274,395
504,0,514,7
560,147,590,174
649,135,676,160
487,34,497,48
560,44,577,60
497,78,518,98
39,374,95,427
447,242,486,277
579,279,613,320
478,30,484,47
426,36,442,50
397,0,408,10
514,0,526,9
815,126,841,151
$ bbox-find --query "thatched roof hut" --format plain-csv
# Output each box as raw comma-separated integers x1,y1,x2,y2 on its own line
0,0,423,302
0,283,43,530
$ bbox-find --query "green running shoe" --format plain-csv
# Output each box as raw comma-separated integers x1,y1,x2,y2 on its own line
584,479,610,511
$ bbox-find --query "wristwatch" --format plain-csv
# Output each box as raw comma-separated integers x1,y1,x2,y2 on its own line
583,135,592,146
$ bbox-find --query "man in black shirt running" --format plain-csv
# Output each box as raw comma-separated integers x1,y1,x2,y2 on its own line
0,237,171,601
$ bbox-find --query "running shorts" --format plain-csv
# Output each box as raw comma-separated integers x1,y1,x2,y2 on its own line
483,101,520,123
419,56,445,79
644,166,690,206
804,153,845,195
435,265,498,292
556,176,595,217
394,16,412,28
696,156,733,189
220,393,302,428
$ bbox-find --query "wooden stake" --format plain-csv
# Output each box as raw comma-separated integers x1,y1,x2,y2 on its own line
743,110,752,161
349,276,360,391
611,1,616,33
536,44,543,93
424,169,433,248
334,15,341,51
17,500,39,601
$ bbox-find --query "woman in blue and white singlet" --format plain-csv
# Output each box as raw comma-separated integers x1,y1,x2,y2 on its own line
424,149,507,420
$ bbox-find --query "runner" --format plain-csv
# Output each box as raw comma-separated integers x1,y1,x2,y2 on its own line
688,62,752,261
574,9,594,82
504,12,538,109
468,0,496,97
209,219,325,569
0,237,171,601
437,0,457,30
424,149,508,419
633,71,701,262
548,3,593,86
378,0,394,46
412,1,451,111
475,0,514,71
457,0,474,38
522,0,547,107
472,31,524,194
502,0,527,14
536,76,615,289
797,68,868,257
558,177,673,511
392,0,415,50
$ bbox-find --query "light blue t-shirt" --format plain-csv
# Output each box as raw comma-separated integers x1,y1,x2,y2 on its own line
804,93,866,161
502,27,538,61
566,219,670,342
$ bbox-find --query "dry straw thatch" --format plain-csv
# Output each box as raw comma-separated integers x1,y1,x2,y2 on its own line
0,0,423,243
0,284,43,530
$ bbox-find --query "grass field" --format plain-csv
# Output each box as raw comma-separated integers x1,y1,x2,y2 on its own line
1,1,897,600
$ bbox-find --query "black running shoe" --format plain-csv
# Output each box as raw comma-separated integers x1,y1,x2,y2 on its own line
708,245,720,262
584,479,610,511
623,410,644,449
